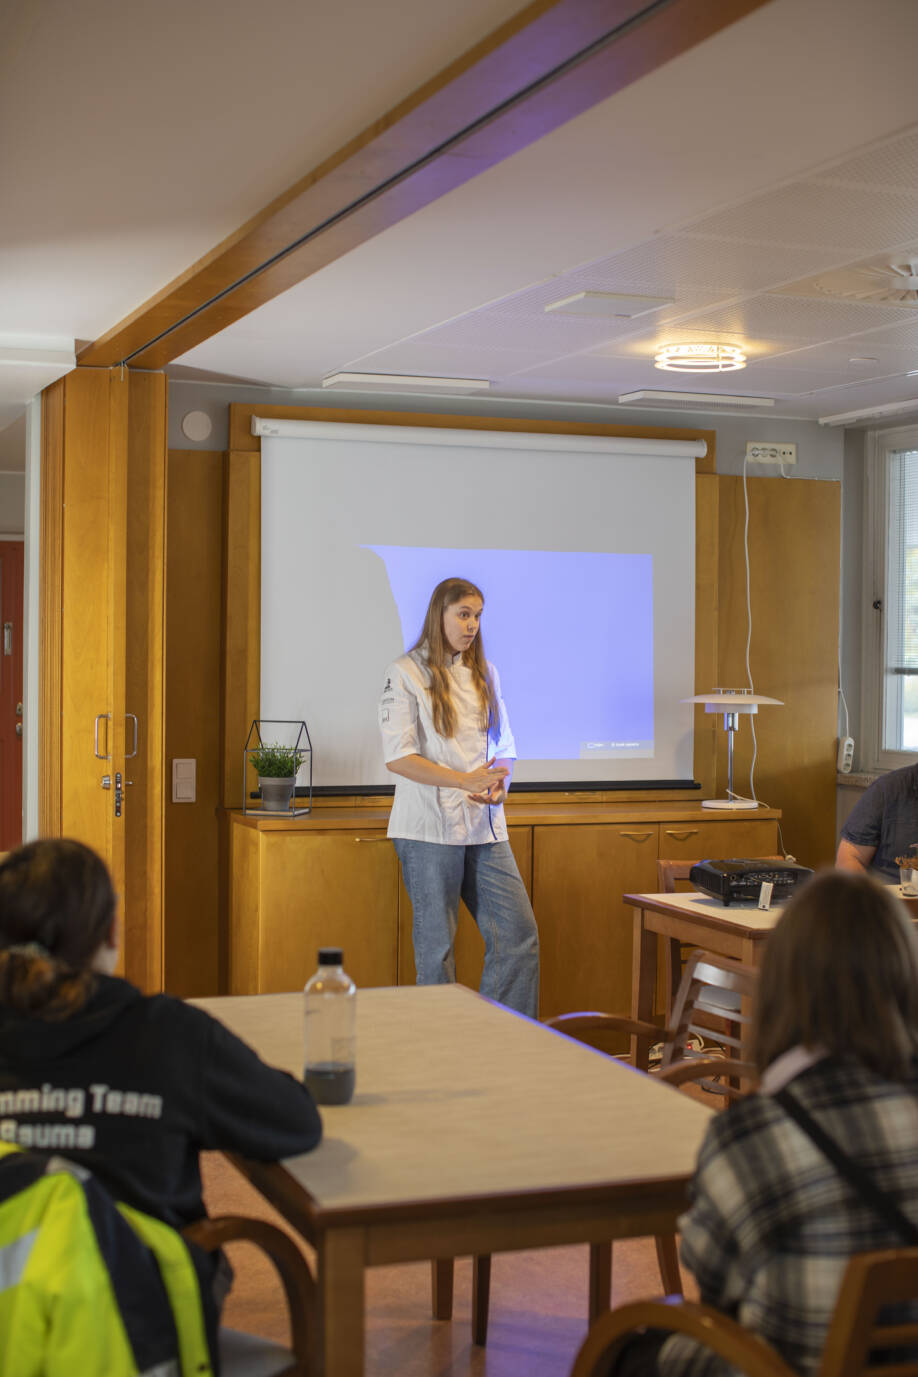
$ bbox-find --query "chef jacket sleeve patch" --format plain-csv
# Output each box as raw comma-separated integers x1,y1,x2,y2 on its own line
379,663,420,762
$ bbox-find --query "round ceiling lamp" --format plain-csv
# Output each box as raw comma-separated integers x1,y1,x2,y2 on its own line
654,343,746,372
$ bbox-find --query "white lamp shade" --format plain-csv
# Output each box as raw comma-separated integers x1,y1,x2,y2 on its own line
682,691,783,714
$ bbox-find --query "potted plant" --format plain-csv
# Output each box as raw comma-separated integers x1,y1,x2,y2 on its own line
250,742,305,813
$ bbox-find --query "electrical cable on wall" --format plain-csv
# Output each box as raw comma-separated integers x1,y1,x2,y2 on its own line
738,453,793,857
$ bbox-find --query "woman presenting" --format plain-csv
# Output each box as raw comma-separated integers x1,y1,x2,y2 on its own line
378,577,539,1017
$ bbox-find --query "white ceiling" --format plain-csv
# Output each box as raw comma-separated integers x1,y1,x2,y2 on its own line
3,0,918,468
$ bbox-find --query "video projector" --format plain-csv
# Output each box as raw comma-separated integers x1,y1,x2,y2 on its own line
689,859,814,906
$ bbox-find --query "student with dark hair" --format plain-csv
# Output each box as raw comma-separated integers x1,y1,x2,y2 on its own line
0,838,322,1361
619,871,918,1377
668,871,918,1376
378,576,539,1017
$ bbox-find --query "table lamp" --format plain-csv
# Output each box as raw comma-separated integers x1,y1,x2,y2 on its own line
682,688,783,810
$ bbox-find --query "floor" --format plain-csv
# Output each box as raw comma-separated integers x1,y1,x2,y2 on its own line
202,1151,693,1377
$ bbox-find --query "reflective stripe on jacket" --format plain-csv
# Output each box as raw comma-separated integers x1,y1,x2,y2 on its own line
0,1142,212,1377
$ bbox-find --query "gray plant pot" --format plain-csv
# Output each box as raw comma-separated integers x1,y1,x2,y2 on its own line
259,776,295,812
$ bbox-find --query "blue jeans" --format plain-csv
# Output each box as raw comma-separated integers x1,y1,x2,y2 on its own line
393,838,540,1018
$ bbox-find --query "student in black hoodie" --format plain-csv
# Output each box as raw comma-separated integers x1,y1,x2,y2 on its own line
0,837,322,1353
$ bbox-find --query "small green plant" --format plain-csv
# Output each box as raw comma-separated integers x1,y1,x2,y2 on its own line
250,743,305,777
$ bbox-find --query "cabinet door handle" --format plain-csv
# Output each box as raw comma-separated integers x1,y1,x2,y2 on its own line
354,836,389,843
94,713,111,760
620,831,653,842
664,829,699,841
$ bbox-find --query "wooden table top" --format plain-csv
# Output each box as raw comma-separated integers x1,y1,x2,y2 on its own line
626,883,918,929
192,984,712,1222
624,889,785,935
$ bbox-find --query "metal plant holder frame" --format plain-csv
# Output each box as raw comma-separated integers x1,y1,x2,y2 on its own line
243,719,313,817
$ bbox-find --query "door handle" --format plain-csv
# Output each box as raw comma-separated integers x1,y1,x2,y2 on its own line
3,623,11,656
664,829,699,841
125,713,138,759
94,714,111,760
620,831,653,842
14,723,21,738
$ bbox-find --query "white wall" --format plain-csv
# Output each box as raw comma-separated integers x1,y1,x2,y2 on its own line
0,472,26,535
168,379,844,481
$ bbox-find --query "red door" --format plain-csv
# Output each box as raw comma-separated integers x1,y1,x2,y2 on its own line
0,542,24,851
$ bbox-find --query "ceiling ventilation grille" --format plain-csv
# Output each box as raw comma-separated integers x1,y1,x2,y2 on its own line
787,259,918,307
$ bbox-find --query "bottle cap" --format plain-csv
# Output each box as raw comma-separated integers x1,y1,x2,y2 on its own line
317,947,343,965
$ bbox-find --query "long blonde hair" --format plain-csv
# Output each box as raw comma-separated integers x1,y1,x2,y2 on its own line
411,578,499,739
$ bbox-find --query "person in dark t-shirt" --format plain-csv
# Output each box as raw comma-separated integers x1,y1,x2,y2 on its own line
837,762,918,878
0,837,322,1360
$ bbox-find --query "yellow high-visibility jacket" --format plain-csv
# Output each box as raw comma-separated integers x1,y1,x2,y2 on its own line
0,1142,212,1377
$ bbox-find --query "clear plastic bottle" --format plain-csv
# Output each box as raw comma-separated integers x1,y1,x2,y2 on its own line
303,947,356,1104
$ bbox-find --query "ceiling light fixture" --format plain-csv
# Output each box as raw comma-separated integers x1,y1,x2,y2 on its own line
322,371,489,392
544,291,673,318
618,390,773,409
654,343,746,372
818,397,918,426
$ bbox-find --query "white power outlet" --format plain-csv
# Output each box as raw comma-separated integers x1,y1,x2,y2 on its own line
746,442,797,465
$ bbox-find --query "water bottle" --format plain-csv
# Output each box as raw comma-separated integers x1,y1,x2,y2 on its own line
303,948,356,1104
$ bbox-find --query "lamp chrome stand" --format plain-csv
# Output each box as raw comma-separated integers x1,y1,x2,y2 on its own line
682,689,783,811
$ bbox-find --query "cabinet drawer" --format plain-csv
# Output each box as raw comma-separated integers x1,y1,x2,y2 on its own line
659,818,779,861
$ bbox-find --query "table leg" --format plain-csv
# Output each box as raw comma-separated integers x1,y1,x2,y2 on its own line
317,1227,365,1377
472,1254,491,1345
630,906,657,1071
588,1242,612,1322
431,1258,454,1320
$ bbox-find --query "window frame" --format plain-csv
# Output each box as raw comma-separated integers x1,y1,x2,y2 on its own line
861,423,918,771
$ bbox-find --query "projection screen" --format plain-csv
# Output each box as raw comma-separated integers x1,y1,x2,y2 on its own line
256,417,701,791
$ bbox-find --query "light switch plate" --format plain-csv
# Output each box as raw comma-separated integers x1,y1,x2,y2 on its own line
172,757,196,803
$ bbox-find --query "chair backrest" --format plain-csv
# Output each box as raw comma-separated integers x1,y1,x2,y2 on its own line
657,856,785,894
661,949,759,1097
820,1247,918,1377
567,1249,918,1377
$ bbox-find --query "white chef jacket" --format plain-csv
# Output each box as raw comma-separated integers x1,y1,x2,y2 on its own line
378,649,517,844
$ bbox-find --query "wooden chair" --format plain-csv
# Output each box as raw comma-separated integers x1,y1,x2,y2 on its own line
449,951,759,1346
183,1215,314,1377
568,1247,918,1377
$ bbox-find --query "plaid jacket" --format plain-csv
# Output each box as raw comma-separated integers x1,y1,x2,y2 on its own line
659,1057,918,1377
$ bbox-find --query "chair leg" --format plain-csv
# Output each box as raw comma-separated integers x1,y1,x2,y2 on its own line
472,1254,491,1345
654,1234,683,1296
588,1242,612,1322
431,1258,454,1320
663,937,682,1020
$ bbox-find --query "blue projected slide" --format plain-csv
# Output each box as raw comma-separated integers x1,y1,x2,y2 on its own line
366,546,654,760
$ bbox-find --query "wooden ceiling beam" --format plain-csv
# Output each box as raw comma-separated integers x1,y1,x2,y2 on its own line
78,0,775,372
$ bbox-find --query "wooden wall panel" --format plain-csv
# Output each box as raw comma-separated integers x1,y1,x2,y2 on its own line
716,476,840,868
58,370,113,857
38,367,166,990
39,382,64,836
163,449,225,995
123,372,167,991
222,451,260,808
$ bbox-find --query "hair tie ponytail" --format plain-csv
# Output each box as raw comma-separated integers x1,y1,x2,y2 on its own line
4,941,52,961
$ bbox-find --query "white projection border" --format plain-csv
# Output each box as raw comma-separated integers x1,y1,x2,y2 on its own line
257,418,700,792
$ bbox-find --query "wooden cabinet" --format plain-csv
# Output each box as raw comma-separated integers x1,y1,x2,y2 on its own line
229,805,779,1001
534,824,659,1019
230,821,399,994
